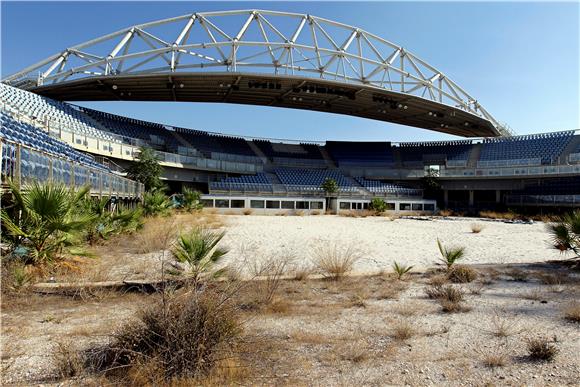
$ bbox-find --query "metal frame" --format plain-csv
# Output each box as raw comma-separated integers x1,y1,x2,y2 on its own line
3,9,508,135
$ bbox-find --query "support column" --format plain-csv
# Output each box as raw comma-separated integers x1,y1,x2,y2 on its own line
443,190,449,207
469,190,475,207
495,190,501,203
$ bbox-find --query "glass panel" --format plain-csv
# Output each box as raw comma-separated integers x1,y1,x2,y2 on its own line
281,201,295,209
250,200,265,209
266,200,280,209
215,199,229,208
231,200,245,208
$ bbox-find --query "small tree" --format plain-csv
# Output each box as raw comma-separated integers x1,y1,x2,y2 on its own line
437,238,465,269
180,187,203,212
370,197,388,213
549,211,580,259
321,178,338,211
126,147,163,192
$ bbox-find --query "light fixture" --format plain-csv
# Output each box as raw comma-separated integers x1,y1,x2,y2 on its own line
179,83,184,88
112,85,118,90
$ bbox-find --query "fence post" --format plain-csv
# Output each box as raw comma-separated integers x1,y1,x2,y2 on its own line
15,144,21,187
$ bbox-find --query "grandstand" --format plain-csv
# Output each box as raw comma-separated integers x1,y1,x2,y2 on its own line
2,9,579,213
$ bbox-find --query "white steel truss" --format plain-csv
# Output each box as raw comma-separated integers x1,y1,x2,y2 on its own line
3,9,509,135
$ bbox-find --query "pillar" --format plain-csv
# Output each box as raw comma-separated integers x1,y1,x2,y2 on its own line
495,190,501,203
443,190,449,207
469,190,475,207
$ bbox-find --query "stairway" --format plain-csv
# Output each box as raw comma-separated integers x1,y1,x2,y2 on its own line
319,146,337,168
559,135,580,164
467,143,482,167
246,140,270,165
170,131,195,149
391,146,403,167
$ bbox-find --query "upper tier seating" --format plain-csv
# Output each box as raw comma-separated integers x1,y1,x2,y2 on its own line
325,141,394,166
1,111,109,172
82,108,180,151
398,140,472,164
479,132,573,165
0,84,115,141
253,140,325,165
354,177,422,196
274,168,357,192
174,127,257,158
209,173,272,191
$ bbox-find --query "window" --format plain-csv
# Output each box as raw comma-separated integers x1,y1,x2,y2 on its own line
215,199,229,208
296,201,309,209
266,200,280,209
412,203,423,211
281,201,295,209
231,200,245,208
200,199,214,208
424,203,435,211
339,202,350,210
310,201,323,209
250,200,265,209
386,202,396,210
400,203,411,211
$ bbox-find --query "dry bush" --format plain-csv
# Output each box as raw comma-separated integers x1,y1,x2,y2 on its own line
491,316,522,338
535,272,565,285
479,211,517,220
338,210,357,217
292,264,312,281
254,257,290,305
275,211,289,216
242,208,253,216
522,288,546,301
506,269,529,282
470,223,485,233
265,297,292,314
440,299,471,313
563,302,580,323
374,281,408,300
293,210,305,216
427,274,448,287
52,340,85,378
337,342,368,363
391,320,416,341
347,290,368,308
312,244,360,280
131,217,179,254
483,352,508,368
526,337,558,361
84,288,241,382
310,210,321,216
426,284,469,313
438,209,453,217
391,301,429,317
447,265,478,283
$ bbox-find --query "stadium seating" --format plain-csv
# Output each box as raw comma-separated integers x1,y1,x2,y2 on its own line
354,177,422,196
398,140,472,164
325,141,394,166
253,140,325,165
0,83,115,142
209,173,273,191
174,127,257,159
479,132,573,165
0,111,109,171
274,168,358,192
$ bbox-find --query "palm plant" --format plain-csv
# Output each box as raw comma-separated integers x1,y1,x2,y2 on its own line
1,181,95,264
171,227,229,283
437,238,465,269
142,189,172,217
180,187,203,212
549,211,580,258
82,197,143,243
392,261,414,280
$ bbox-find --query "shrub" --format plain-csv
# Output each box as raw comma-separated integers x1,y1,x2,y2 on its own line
125,146,163,192
370,197,388,213
438,209,453,217
171,227,228,283
483,352,508,368
392,261,414,280
548,210,580,258
83,197,143,243
425,284,468,313
437,239,465,269
142,190,172,217
85,289,240,381
180,187,203,212
526,337,558,361
1,182,95,264
470,223,484,233
391,320,415,341
563,303,580,323
252,256,289,305
447,265,477,283
312,245,360,280
242,208,253,216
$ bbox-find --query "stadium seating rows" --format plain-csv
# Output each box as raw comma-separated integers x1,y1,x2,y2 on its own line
326,141,394,165
480,132,573,164
398,141,472,163
354,177,422,196
1,111,109,171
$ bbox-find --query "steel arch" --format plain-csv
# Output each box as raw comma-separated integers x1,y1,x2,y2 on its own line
2,9,509,135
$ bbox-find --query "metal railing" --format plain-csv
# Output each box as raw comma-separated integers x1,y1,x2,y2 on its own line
440,164,580,178
0,138,143,199
505,194,580,206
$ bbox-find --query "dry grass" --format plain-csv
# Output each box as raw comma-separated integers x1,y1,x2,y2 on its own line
491,315,522,338
482,351,508,368
390,320,416,341
438,209,453,217
373,280,408,300
470,223,485,233
391,301,430,317
526,337,559,361
506,268,529,282
292,264,312,281
52,340,85,379
312,244,360,280
242,209,253,216
479,211,517,220
521,288,546,301
447,265,478,283
562,302,580,323
425,284,470,313
310,210,321,215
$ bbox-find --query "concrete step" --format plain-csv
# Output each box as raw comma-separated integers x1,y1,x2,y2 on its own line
467,143,482,167
319,146,337,168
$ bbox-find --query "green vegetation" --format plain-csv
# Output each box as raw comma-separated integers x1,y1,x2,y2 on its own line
171,227,229,283
177,187,203,212
320,178,338,195
549,210,580,259
1,182,95,264
125,146,163,192
370,197,388,213
142,189,172,217
82,197,143,244
392,261,413,280
436,238,466,269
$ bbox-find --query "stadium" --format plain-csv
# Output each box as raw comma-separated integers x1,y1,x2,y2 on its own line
2,9,579,214
2,5,580,385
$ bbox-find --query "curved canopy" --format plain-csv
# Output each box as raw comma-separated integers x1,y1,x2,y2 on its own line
3,9,509,137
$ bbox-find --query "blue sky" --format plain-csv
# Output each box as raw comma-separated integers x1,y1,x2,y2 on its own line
2,1,579,142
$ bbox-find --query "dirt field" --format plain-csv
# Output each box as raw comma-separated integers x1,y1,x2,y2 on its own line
1,214,579,385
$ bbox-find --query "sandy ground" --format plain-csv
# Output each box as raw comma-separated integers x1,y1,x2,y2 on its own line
221,216,566,275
